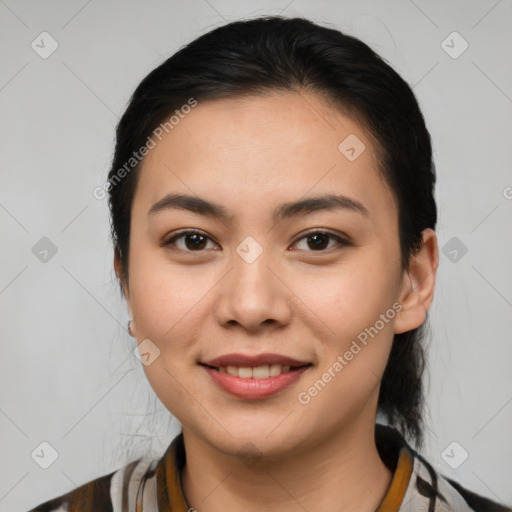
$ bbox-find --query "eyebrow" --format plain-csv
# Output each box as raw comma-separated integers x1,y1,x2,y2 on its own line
147,193,369,224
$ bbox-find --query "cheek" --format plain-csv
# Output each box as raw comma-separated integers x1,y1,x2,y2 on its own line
291,255,399,342
128,259,207,415
294,267,399,423
128,243,210,339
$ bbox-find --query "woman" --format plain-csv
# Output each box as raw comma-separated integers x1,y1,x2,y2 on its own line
29,15,511,512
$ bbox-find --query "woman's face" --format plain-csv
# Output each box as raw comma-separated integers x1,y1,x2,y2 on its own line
119,91,425,458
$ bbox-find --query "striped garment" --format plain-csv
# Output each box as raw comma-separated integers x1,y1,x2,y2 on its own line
28,424,511,511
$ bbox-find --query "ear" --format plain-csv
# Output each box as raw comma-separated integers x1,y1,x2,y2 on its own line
114,253,137,336
394,228,439,335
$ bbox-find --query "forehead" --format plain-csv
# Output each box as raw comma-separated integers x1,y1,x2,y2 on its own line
134,91,396,226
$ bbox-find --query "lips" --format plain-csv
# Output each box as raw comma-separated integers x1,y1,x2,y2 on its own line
200,352,312,399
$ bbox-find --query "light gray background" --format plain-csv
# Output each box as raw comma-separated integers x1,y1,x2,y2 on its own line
1,1,511,510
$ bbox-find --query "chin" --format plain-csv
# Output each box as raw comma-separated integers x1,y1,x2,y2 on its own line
194,418,310,460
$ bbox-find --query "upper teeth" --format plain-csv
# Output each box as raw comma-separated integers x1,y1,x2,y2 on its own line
218,364,291,379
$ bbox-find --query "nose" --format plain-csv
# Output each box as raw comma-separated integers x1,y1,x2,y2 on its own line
214,244,293,333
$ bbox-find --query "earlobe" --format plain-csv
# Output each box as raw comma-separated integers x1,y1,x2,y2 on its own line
394,228,439,335
128,319,136,337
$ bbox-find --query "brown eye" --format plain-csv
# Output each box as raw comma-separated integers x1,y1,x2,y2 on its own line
293,231,349,252
164,230,217,252
183,233,207,250
163,229,349,253
306,233,330,250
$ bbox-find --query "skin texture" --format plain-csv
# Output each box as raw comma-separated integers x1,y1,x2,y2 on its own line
114,91,439,511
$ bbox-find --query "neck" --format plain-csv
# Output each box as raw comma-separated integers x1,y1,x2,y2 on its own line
181,415,393,512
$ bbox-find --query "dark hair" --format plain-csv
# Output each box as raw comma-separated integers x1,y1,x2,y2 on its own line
107,16,437,448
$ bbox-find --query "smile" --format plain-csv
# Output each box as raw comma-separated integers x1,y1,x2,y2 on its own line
200,356,312,399
208,363,296,379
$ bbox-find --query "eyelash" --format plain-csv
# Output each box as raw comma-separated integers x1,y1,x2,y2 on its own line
162,229,351,253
